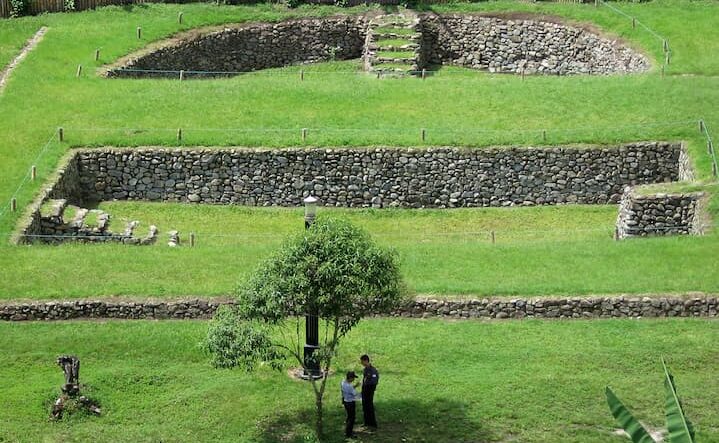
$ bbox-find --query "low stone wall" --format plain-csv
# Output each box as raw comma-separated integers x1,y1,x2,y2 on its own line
615,187,707,239
108,16,368,77
1,295,716,321
74,142,682,208
106,13,648,77
419,14,649,75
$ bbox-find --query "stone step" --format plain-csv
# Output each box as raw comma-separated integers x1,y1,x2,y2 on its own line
375,44,419,52
372,32,420,40
375,57,417,64
44,199,67,219
85,209,110,232
68,207,89,228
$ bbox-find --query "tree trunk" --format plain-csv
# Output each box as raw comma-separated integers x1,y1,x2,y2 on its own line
315,396,323,438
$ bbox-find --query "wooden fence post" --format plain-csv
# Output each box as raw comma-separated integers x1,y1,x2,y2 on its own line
76,64,82,77
190,232,195,247
137,27,142,40
421,128,426,142
11,198,17,212
177,128,182,142
301,128,307,142
31,165,37,181
178,12,183,24
491,231,495,244
94,49,100,61
58,127,64,142
699,120,704,133
179,70,184,81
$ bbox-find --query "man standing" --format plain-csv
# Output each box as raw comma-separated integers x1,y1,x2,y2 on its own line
341,371,361,439
360,354,379,429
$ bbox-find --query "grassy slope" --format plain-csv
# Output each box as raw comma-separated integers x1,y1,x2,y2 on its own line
0,19,39,69
0,1,717,299
1,318,718,442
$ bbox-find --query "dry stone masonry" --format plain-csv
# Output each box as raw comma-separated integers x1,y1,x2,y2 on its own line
109,16,368,77
615,187,707,239
1,295,716,321
420,14,649,75
16,142,697,244
107,13,649,77
73,142,680,208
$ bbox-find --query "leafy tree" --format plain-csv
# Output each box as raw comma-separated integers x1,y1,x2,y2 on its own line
205,217,407,438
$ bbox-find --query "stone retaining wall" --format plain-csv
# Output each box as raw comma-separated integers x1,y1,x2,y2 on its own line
73,142,682,208
419,14,649,75
107,13,648,77
108,17,368,77
1,296,716,321
615,187,707,239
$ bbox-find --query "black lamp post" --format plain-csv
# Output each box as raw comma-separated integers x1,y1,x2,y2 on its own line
303,196,321,379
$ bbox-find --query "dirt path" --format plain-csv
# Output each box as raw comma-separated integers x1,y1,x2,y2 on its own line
0,26,48,94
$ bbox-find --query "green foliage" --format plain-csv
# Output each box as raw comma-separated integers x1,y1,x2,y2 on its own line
605,387,655,443
234,216,406,331
8,0,29,18
205,217,405,436
204,306,285,370
607,360,696,443
663,359,695,443
63,0,75,12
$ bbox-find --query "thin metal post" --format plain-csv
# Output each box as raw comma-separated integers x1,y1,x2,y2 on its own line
699,120,705,133
301,128,308,142
177,128,182,142
31,165,37,181
76,64,82,77
708,140,713,155
137,27,142,40
11,198,17,212
58,127,64,142
300,70,304,81
94,49,100,61
421,128,426,142
542,130,547,142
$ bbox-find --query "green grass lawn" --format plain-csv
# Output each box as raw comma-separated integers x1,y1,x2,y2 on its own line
1,318,717,442
0,1,717,300
0,200,717,300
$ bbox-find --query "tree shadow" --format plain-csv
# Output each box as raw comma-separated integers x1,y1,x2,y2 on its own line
256,397,497,443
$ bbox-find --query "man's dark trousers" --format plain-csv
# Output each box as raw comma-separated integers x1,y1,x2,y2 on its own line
343,401,356,437
362,384,377,428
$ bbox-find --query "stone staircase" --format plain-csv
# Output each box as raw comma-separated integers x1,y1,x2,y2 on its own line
37,199,160,245
363,12,423,76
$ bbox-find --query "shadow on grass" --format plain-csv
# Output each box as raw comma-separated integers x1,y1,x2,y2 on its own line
257,397,495,442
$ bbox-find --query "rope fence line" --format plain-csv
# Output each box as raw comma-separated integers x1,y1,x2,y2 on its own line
0,131,58,222
59,118,700,139
599,0,672,72
699,119,718,178
0,118,713,228
5,223,716,246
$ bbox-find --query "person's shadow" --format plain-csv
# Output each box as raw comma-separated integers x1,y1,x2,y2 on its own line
257,397,495,442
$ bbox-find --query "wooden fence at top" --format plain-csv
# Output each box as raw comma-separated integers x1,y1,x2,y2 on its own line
0,0,204,18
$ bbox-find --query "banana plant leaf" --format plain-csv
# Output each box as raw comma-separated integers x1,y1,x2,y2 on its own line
663,359,695,443
606,386,656,443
